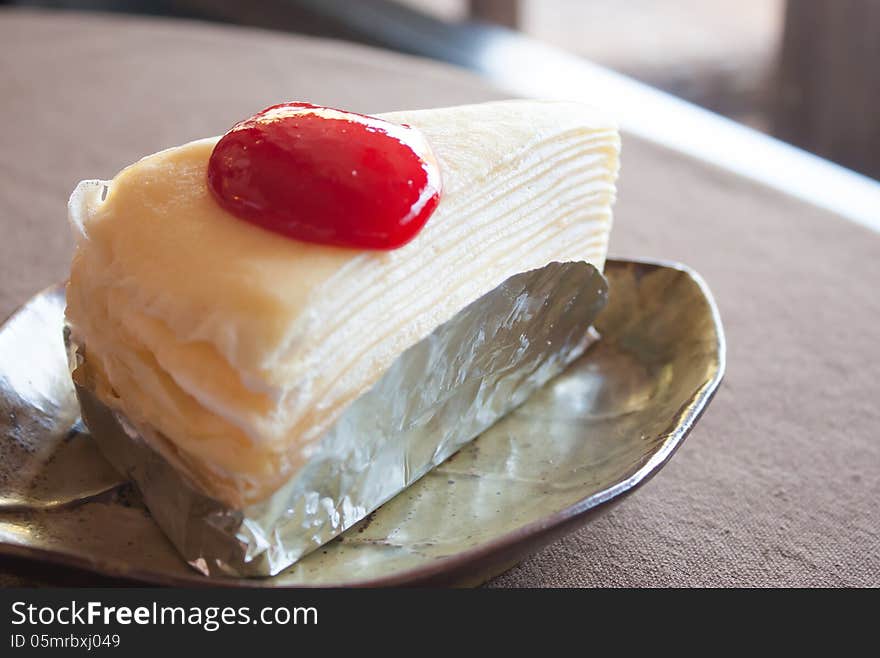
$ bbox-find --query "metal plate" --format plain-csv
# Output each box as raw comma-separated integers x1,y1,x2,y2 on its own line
0,258,724,586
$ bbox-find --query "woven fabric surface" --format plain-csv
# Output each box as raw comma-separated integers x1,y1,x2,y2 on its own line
0,8,877,587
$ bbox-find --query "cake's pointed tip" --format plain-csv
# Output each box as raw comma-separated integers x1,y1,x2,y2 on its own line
67,179,108,239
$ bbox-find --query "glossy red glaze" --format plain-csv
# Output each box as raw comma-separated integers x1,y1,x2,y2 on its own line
207,102,442,250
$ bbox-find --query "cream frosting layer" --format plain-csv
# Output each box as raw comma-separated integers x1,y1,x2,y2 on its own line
66,100,620,506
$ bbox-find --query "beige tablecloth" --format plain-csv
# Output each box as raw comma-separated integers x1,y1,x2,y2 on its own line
1,8,877,587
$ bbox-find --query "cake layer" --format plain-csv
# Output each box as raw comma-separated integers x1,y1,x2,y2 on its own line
66,100,620,506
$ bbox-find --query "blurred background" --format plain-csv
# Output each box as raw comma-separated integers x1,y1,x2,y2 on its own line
3,0,878,180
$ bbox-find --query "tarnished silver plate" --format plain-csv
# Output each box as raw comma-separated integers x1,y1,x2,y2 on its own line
0,259,724,586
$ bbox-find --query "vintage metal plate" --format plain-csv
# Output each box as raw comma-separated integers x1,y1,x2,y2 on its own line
0,259,724,586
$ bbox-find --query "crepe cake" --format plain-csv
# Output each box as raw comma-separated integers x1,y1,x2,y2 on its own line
65,100,620,509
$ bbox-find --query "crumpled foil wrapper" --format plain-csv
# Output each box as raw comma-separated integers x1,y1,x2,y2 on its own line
68,261,608,577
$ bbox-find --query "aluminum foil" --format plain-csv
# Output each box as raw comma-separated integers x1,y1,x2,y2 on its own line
68,261,608,577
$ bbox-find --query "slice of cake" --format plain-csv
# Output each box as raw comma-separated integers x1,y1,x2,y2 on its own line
66,100,619,515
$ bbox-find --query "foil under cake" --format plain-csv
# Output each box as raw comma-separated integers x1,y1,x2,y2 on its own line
67,261,609,577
